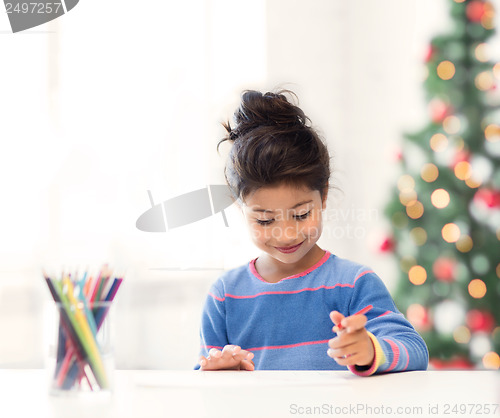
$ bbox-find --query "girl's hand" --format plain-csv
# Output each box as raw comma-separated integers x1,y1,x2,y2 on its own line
199,345,255,371
327,311,375,367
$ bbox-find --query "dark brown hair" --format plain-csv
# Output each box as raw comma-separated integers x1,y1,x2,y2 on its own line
217,89,331,203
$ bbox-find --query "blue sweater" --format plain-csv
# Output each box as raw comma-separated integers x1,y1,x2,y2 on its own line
197,251,428,375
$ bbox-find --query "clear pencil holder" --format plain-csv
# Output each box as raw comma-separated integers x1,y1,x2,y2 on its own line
48,301,114,396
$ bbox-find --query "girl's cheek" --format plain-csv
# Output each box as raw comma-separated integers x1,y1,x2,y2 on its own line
250,226,269,242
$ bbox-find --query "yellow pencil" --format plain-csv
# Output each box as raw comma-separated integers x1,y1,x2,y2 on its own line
62,277,109,389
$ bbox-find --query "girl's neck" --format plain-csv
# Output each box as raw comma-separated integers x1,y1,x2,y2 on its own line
254,245,326,283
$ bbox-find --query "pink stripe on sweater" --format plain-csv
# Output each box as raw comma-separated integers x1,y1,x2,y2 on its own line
209,292,225,302
224,283,357,299
208,269,374,301
246,339,330,352
249,251,331,283
377,311,392,318
383,338,400,372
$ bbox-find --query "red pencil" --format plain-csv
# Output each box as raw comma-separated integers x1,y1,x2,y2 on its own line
337,304,373,331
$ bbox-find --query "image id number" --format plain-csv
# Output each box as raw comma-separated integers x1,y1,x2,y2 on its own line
5,3,62,14
443,403,499,415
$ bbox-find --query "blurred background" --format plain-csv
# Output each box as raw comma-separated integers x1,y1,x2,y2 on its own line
0,0,499,370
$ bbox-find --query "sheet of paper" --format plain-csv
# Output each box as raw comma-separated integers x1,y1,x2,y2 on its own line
135,371,348,389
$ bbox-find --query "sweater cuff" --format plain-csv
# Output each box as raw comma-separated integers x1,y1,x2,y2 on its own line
348,332,386,377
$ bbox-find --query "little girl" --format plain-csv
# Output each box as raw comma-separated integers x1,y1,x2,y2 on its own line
196,90,428,375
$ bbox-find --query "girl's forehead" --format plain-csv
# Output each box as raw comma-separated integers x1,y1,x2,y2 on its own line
243,184,321,210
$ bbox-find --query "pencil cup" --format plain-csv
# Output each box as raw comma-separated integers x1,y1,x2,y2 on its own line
48,301,115,396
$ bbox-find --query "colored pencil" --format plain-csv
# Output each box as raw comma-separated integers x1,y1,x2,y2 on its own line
43,269,123,390
337,305,373,331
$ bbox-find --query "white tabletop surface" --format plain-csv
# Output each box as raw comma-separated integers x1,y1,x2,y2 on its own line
1,369,499,418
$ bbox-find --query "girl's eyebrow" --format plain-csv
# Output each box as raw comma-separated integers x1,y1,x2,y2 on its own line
252,200,313,213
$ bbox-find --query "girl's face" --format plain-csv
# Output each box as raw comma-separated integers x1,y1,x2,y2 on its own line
240,183,327,266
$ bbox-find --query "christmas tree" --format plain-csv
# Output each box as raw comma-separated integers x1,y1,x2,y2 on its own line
384,0,500,369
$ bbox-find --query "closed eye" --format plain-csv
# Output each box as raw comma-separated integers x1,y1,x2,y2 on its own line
256,218,274,226
294,211,311,221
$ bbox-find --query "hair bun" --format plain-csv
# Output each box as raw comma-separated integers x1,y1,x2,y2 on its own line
223,89,309,142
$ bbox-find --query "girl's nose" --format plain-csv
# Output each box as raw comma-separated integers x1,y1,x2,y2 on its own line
278,222,300,243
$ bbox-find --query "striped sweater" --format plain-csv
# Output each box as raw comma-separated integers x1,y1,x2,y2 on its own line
197,250,428,375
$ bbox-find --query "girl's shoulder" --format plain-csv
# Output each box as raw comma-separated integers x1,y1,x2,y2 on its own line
323,252,376,284
209,261,253,292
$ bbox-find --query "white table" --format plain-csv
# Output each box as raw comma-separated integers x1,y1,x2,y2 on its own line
1,369,499,418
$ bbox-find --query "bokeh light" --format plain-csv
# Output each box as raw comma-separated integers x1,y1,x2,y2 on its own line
475,71,494,90
485,124,500,142
456,235,473,252
391,212,408,228
406,201,424,219
481,8,495,30
494,63,500,80
453,325,471,344
496,263,500,278
468,278,487,299
409,265,427,285
466,177,482,188
430,133,448,151
454,161,472,180
407,304,429,329
399,190,418,206
431,189,450,208
471,254,490,275
397,174,415,192
455,137,465,152
410,227,427,246
442,223,461,242
483,352,500,370
437,60,456,80
421,163,439,182
443,115,461,134
474,43,488,62
401,256,417,273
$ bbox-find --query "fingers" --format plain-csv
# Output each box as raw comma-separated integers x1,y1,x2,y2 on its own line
327,328,374,367
328,310,373,367
330,311,368,333
199,345,254,370
326,349,366,366
199,355,208,368
239,359,255,371
329,311,344,327
209,348,222,358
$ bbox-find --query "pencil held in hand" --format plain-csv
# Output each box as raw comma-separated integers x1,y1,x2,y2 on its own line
336,305,373,331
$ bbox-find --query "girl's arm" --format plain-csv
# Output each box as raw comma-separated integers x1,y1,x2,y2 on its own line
333,270,429,376
195,283,254,371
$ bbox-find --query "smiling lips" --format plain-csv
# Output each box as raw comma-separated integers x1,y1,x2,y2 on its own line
275,241,304,254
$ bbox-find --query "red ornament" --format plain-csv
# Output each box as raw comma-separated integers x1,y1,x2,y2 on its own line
432,257,457,282
451,150,470,168
429,100,451,123
430,357,475,370
466,1,487,23
394,148,403,162
407,304,431,331
466,309,496,332
425,45,435,63
379,236,395,253
474,188,500,208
